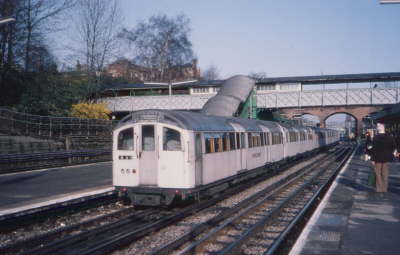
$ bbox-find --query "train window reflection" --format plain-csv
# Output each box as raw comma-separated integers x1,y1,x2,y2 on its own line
117,128,134,150
142,125,155,151
163,127,181,151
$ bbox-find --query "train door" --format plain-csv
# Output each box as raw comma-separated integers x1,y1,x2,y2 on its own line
194,133,203,185
158,126,185,188
113,126,139,187
139,125,158,186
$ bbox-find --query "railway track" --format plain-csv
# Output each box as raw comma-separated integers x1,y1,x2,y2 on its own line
2,144,349,255
0,190,118,233
0,206,136,255
150,146,353,255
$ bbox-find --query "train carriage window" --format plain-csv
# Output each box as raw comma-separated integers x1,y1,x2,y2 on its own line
205,133,215,153
241,133,246,148
117,128,134,150
217,134,223,152
236,133,241,149
223,133,229,151
248,133,253,148
265,132,270,145
163,127,181,151
261,133,265,146
252,133,261,147
229,133,236,150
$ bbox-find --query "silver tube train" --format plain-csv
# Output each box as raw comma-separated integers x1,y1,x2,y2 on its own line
113,110,340,206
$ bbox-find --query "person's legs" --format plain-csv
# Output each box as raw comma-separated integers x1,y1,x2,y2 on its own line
374,162,384,192
381,162,390,192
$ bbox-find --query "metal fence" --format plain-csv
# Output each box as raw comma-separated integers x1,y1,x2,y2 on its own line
0,108,113,140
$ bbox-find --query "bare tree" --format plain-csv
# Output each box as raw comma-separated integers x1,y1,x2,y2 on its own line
74,0,122,73
21,0,75,71
120,14,195,82
201,65,220,80
248,72,267,81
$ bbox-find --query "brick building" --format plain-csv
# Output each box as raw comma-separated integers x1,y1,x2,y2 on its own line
106,58,200,82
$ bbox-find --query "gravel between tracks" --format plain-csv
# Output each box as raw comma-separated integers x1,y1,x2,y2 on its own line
111,152,328,255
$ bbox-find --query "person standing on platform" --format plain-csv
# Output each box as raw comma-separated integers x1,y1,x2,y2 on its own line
364,131,373,161
371,123,397,194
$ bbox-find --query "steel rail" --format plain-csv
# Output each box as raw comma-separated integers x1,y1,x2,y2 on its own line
263,146,354,255
149,146,346,255
171,146,350,255
218,147,352,255
21,208,162,255
0,206,136,254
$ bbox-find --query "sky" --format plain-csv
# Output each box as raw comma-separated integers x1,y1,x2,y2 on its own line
118,0,400,79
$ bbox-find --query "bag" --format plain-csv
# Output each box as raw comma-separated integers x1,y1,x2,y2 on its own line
367,170,375,187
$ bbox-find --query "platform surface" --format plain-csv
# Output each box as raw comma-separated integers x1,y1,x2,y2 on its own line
0,162,112,211
290,146,400,255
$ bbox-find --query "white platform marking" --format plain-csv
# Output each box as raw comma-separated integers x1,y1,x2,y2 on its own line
0,187,114,216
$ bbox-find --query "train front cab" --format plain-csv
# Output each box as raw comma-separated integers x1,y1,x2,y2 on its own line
113,122,192,205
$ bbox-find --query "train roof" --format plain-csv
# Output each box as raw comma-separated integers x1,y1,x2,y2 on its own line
117,110,336,133
118,110,237,132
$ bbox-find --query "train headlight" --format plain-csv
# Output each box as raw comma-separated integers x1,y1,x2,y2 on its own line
132,169,136,174
121,169,125,174
126,169,130,174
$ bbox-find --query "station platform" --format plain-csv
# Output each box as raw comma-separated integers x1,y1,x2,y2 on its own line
290,146,400,255
0,162,112,214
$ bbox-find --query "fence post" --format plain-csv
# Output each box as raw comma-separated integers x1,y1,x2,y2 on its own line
49,118,52,138
66,136,72,164
38,116,41,137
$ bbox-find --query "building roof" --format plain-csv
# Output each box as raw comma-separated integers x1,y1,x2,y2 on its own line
258,72,400,85
371,103,400,121
104,72,400,92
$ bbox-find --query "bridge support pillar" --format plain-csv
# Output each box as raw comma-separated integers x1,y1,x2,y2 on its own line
319,117,325,128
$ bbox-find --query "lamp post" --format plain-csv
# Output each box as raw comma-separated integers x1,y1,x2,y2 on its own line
0,17,15,26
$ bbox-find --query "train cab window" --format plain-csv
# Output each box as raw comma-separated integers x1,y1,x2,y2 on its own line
142,125,155,151
229,133,236,150
163,127,181,151
117,128,134,150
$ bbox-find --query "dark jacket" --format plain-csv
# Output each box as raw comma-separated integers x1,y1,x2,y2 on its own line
371,133,396,163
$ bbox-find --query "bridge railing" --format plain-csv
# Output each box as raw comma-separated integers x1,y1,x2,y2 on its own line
101,94,213,111
101,87,400,112
0,108,113,140
256,88,400,108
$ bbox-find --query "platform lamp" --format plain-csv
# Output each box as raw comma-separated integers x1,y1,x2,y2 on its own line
0,17,15,26
380,0,400,3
